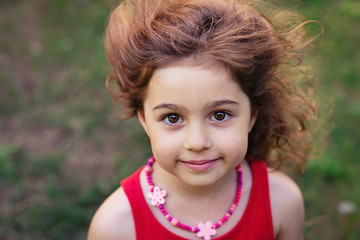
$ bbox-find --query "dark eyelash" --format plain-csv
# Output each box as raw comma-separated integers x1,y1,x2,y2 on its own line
212,110,232,116
161,113,179,120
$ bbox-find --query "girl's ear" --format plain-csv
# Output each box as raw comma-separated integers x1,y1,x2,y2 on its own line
137,110,149,136
248,110,258,133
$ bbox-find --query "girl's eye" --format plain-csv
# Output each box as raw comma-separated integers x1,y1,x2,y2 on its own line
163,114,183,125
210,111,231,121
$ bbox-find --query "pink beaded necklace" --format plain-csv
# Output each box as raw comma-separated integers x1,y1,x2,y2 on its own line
145,156,243,240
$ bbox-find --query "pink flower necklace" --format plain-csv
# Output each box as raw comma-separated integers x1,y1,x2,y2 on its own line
145,156,243,240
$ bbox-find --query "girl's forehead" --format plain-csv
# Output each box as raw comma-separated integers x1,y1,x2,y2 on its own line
142,57,246,103
150,64,234,89
154,57,233,79
146,64,245,101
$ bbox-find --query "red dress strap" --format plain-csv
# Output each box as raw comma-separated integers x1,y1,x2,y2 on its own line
121,167,184,240
121,161,274,240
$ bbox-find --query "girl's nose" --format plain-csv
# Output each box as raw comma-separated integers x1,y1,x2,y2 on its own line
183,123,212,152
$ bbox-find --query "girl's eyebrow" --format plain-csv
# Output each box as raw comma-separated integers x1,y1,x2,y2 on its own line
152,99,239,111
152,103,186,111
206,99,239,109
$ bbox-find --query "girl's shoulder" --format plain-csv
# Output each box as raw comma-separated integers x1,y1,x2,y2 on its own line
87,186,135,240
267,169,304,240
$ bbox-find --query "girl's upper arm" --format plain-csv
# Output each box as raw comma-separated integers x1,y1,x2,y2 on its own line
268,170,304,240
87,187,135,240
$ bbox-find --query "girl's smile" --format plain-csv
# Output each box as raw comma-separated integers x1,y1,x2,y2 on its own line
138,60,257,188
179,158,220,171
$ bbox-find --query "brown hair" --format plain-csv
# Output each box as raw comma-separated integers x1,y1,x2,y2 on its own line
105,0,321,172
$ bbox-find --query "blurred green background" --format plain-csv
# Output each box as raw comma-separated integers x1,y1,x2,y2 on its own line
0,0,359,239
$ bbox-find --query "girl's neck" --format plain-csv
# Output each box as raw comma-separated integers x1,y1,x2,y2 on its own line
140,160,252,239
151,162,238,201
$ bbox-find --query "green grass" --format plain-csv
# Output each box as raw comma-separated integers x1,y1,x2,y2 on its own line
0,0,359,239
297,0,360,239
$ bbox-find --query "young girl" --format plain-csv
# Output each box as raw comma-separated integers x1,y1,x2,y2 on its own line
89,0,318,239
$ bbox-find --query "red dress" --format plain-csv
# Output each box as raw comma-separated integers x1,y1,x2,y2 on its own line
121,160,274,240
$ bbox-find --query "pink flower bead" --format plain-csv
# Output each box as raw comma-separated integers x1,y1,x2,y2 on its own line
147,186,166,206
197,221,217,240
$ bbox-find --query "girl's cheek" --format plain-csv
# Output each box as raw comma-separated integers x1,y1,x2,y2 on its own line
157,133,183,148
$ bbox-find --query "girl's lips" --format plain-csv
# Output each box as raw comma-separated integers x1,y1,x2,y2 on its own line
181,159,219,171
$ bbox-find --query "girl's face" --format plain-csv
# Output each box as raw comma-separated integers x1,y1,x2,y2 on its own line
138,61,257,187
